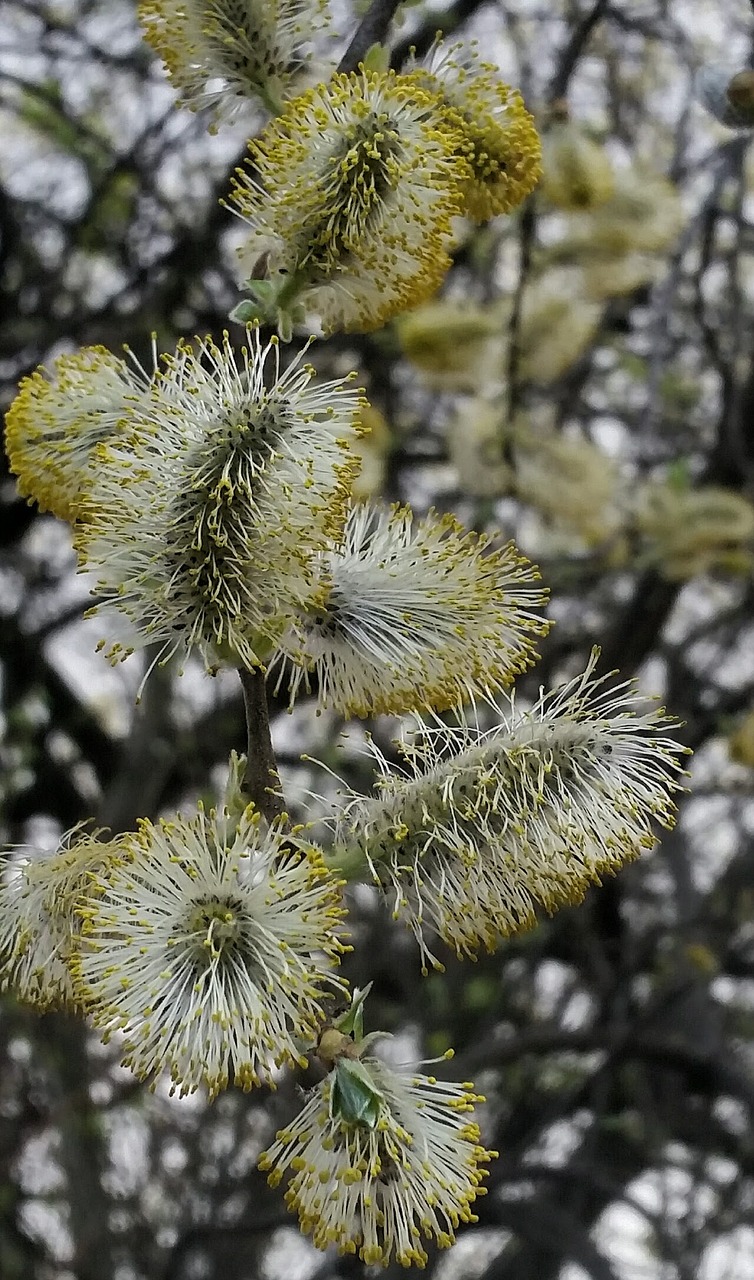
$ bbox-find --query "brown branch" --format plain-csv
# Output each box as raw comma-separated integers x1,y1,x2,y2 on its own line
37,1014,117,1280
505,196,537,435
238,667,285,822
547,0,611,103
337,0,404,74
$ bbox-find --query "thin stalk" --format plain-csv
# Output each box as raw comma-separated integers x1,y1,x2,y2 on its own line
238,667,285,822
337,0,404,74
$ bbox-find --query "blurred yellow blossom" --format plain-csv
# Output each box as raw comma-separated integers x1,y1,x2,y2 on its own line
517,271,601,383
696,65,754,130
449,397,512,498
349,404,392,501
582,167,684,255
583,252,661,300
397,300,503,391
516,426,623,548
449,401,623,548
544,166,684,300
636,482,754,579
540,118,614,211
729,709,754,768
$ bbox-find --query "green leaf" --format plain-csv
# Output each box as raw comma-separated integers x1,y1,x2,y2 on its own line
245,279,278,305
229,299,263,326
330,1058,383,1128
361,43,390,73
276,309,294,343
334,983,373,1040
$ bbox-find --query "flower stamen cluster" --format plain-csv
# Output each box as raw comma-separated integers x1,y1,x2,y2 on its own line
139,0,331,122
260,1033,494,1266
272,501,549,715
72,801,348,1096
75,328,364,672
0,4,688,1266
229,69,472,333
0,830,110,1009
333,653,688,970
412,40,542,221
4,347,152,523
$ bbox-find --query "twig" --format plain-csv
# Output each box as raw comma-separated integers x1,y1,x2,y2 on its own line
547,0,610,103
337,0,404,74
504,195,537,436
238,667,285,822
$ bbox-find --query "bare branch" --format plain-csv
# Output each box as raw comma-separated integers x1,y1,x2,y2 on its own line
547,0,611,103
238,667,285,822
337,0,404,74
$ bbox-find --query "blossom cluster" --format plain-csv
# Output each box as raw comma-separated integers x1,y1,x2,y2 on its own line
1,0,690,1267
332,653,687,971
228,55,541,334
260,1024,495,1266
139,0,332,122
271,501,550,715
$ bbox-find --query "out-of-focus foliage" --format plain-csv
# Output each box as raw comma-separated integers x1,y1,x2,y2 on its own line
2,2,754,1279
